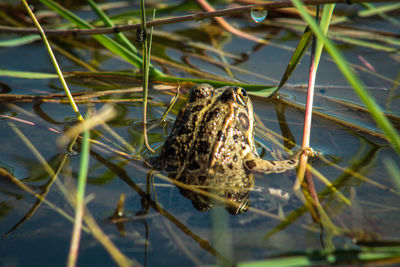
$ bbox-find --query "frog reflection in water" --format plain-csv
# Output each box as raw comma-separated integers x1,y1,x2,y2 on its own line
153,84,303,214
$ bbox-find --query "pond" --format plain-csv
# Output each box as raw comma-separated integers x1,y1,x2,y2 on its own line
0,1,399,266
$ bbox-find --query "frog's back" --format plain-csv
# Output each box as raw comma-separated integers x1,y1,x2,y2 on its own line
153,84,217,172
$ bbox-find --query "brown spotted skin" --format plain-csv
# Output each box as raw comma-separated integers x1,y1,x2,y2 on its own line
153,84,299,213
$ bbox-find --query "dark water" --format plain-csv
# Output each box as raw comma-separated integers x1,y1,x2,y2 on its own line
1,1,399,266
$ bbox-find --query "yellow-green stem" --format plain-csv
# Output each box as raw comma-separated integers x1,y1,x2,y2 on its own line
140,0,155,153
21,0,84,122
67,126,90,267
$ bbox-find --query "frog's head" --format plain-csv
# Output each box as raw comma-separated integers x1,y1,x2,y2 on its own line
219,86,255,148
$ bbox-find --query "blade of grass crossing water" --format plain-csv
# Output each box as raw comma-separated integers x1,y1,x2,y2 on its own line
0,35,41,47
291,0,400,155
67,121,90,267
21,0,84,122
360,2,400,24
331,2,400,24
0,69,57,79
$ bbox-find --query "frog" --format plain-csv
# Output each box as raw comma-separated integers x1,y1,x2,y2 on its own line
152,84,305,214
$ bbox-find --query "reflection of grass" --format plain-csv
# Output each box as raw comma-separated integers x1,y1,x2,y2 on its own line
1,0,400,265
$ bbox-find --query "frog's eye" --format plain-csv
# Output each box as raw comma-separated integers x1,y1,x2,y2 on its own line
235,87,248,106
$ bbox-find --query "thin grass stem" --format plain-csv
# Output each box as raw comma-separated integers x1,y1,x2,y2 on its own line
140,2,155,153
295,6,320,190
67,115,90,267
21,0,84,122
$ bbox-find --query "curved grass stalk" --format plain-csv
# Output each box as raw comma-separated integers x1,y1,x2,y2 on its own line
21,0,84,122
158,85,180,123
291,0,400,155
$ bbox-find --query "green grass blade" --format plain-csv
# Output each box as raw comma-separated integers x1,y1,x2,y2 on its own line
140,0,155,153
329,34,399,52
236,246,400,267
77,125,90,210
67,118,90,267
332,2,400,24
0,35,41,47
291,0,400,154
360,3,400,24
315,4,335,70
0,69,58,79
275,26,313,93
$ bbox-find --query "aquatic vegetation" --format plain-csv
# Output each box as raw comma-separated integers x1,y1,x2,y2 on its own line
0,0,399,266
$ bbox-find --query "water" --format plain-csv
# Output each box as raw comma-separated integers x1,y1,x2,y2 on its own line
250,7,268,23
0,1,399,266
